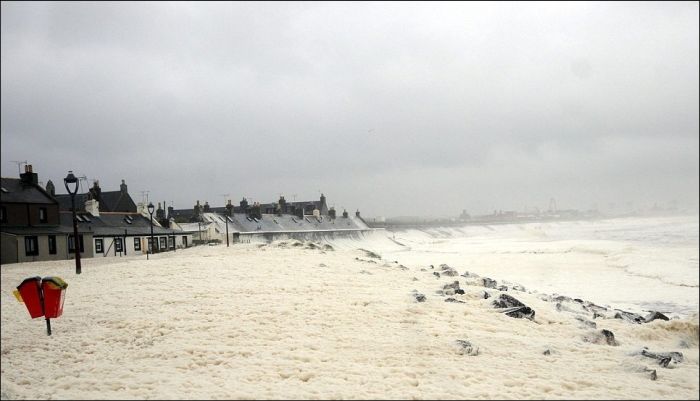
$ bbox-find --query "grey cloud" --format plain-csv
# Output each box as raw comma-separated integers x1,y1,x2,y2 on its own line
2,2,698,217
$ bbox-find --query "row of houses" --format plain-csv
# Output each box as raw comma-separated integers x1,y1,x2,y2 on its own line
1,166,194,265
1,165,372,265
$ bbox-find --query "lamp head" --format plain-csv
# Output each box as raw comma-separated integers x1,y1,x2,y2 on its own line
64,171,79,195
147,202,155,215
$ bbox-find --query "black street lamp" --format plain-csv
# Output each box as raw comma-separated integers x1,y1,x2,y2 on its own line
225,200,233,247
64,171,81,274
148,202,155,258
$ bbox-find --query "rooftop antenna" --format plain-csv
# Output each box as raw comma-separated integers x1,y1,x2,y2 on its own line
139,190,150,204
292,194,297,202
220,193,230,208
9,160,27,176
77,175,88,194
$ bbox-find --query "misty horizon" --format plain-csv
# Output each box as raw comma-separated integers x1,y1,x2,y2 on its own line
2,2,698,218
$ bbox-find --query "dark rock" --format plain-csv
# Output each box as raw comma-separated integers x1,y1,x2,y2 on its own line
420,268,426,272
614,310,645,324
455,289,465,295
442,268,459,277
482,278,498,289
641,350,684,368
493,294,535,320
498,285,509,292
414,293,426,303
445,297,465,303
583,329,618,346
512,284,526,292
644,311,670,323
412,277,419,281
493,293,525,308
454,340,479,356
576,316,597,329
482,291,491,299
601,329,618,346
649,369,657,381
443,281,461,291
430,264,434,269
433,272,440,278
553,295,572,303
543,349,551,356
573,298,584,303
439,264,452,271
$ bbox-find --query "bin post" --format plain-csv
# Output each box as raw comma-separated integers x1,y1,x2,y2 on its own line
45,318,51,336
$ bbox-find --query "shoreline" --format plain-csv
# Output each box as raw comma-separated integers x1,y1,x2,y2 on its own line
1,241,698,399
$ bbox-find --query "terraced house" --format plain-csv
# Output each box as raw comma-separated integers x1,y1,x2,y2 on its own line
1,165,91,264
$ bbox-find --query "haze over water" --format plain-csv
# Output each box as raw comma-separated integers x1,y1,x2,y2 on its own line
362,214,699,317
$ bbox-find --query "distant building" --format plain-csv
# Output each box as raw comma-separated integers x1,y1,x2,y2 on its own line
169,193,332,223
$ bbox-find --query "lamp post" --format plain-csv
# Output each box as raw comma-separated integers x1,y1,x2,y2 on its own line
148,202,155,258
64,171,81,274
225,200,233,247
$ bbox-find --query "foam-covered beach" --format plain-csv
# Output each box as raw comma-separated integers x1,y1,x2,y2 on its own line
1,216,698,399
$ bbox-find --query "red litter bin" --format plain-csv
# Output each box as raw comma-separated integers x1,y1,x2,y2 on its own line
16,276,43,318
41,277,68,319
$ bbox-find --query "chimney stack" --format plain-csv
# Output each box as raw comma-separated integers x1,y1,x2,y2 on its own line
46,180,56,196
19,164,39,186
85,199,100,216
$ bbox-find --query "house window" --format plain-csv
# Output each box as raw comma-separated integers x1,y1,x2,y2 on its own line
68,235,84,253
48,235,57,255
182,236,188,247
148,237,154,251
95,238,104,253
169,236,175,249
115,238,123,252
24,236,39,256
39,207,48,223
134,237,141,251
159,237,167,250
1,206,7,223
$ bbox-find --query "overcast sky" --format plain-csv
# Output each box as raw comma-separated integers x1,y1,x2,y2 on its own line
2,1,698,218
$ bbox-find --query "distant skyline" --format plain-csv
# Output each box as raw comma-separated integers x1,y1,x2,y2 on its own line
2,2,698,218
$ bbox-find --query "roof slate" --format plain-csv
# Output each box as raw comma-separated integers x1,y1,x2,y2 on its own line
0,178,58,204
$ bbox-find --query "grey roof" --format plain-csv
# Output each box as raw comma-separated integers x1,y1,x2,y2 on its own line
58,212,192,237
0,178,58,205
199,212,369,234
170,199,325,220
54,190,137,212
